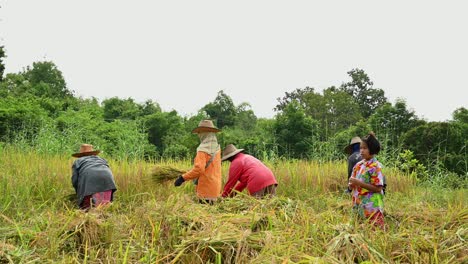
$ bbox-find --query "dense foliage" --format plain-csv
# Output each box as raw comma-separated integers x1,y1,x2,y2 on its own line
0,50,466,180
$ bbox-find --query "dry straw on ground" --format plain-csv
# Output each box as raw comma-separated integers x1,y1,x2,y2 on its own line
326,224,388,263
56,210,111,250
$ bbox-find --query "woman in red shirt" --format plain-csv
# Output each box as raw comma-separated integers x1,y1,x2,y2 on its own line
221,144,278,198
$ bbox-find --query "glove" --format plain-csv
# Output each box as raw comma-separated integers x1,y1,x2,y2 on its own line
174,175,185,187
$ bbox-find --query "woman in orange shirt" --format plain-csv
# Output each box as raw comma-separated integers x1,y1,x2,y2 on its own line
174,120,222,204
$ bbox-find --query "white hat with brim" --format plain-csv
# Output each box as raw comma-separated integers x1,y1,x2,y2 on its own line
222,144,244,161
191,120,221,134
72,144,101,158
344,136,362,154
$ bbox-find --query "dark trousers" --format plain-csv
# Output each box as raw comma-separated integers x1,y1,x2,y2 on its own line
252,184,277,198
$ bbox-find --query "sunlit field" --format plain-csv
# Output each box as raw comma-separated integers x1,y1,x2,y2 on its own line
1,147,466,263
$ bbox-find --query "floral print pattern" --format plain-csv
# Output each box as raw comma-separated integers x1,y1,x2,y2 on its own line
351,157,385,219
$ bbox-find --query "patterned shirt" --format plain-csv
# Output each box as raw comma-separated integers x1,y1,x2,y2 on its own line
351,157,385,217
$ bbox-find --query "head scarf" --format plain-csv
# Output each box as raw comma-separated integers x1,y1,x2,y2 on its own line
352,143,360,153
197,132,220,154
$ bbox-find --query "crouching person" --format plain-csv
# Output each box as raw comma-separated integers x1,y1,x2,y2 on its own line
71,144,117,210
221,144,278,198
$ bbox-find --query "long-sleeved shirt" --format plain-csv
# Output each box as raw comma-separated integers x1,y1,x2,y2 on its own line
72,155,117,206
222,153,277,197
183,151,222,199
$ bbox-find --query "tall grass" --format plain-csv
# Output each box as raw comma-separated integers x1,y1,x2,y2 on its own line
0,145,466,263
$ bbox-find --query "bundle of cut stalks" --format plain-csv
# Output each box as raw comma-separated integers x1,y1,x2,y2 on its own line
172,226,267,263
326,225,388,263
151,165,187,183
59,210,113,253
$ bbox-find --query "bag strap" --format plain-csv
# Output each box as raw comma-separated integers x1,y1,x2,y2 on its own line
205,152,216,169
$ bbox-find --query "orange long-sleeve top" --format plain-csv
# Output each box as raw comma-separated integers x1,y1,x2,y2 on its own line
182,151,222,199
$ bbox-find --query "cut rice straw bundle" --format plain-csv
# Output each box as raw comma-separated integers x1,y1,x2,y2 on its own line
151,165,187,183
326,226,388,263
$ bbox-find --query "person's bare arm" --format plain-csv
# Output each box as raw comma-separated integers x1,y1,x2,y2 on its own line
349,178,383,193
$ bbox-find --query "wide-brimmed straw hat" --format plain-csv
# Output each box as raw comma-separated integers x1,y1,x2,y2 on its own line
344,136,362,154
72,144,101,158
191,120,221,134
221,144,244,161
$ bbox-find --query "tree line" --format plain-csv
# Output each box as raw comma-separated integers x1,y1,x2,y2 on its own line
0,46,466,181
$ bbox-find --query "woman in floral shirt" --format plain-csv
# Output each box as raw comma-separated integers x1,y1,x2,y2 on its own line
348,132,385,229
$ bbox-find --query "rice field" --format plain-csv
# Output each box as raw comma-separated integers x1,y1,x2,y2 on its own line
0,147,466,263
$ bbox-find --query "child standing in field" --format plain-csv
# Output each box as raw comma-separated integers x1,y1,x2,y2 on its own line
348,132,386,229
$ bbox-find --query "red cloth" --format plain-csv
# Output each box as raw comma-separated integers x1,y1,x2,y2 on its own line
222,153,277,197
80,190,113,209
369,211,385,230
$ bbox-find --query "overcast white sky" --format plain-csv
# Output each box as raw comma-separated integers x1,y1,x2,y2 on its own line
1,1,467,121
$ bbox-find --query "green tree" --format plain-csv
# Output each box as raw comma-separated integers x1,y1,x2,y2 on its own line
332,120,372,156
0,73,32,97
143,110,184,155
401,122,467,175
56,98,103,132
453,107,468,123
22,61,73,98
139,100,162,116
102,97,142,121
95,119,152,160
274,101,319,158
202,90,237,128
0,46,6,82
321,87,362,138
275,86,362,140
235,102,257,131
340,68,388,118
0,96,51,141
368,99,423,149
297,88,326,120
275,86,316,112
219,117,277,160
52,102,154,159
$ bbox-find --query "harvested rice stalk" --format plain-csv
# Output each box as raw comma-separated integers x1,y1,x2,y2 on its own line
173,230,265,263
151,165,187,183
0,242,16,256
326,227,388,263
60,211,113,252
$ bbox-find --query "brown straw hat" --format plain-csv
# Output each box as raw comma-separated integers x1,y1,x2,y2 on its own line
191,119,221,134
72,144,101,158
344,136,362,154
221,144,244,161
